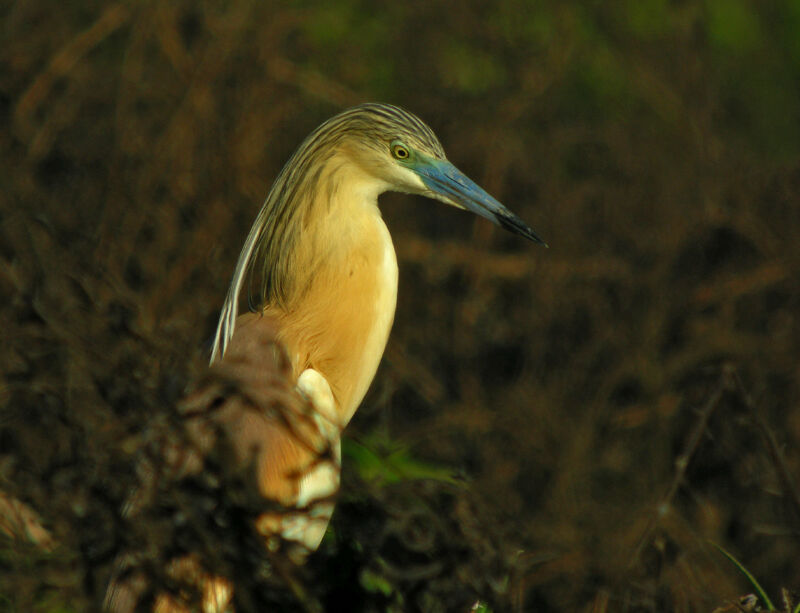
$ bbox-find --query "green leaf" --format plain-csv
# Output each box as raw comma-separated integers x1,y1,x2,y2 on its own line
709,541,775,611
359,567,394,596
343,435,459,486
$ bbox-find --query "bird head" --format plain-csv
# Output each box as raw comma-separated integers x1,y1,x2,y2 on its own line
341,103,547,246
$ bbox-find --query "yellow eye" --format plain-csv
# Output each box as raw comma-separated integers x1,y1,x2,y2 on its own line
391,143,410,160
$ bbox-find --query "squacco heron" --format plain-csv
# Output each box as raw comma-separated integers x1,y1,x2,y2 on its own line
212,102,545,553
105,103,544,612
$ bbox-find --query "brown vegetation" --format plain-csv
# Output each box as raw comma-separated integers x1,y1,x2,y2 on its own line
1,2,798,611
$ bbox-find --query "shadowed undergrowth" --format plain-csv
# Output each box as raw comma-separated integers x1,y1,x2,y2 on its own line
1,2,799,611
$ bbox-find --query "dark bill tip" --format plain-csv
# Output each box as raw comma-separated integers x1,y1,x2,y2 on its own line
495,211,548,247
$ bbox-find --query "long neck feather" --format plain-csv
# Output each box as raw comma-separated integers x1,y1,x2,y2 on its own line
210,133,343,362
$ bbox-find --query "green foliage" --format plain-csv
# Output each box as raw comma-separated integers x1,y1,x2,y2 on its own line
706,0,763,53
624,0,670,38
439,41,507,94
343,434,459,487
489,2,553,48
297,0,400,95
711,541,775,611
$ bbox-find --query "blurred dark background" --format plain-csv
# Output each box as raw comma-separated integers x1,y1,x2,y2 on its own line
1,1,799,611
